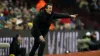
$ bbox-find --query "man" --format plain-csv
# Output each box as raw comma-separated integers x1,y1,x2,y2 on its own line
9,34,26,56
89,32,99,50
77,32,91,51
29,3,78,56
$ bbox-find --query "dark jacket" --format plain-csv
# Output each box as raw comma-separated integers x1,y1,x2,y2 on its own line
9,34,20,54
90,36,97,43
31,11,71,37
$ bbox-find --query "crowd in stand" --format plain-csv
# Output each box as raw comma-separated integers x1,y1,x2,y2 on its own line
76,0,100,12
0,0,37,30
0,0,100,31
75,0,100,30
53,0,100,30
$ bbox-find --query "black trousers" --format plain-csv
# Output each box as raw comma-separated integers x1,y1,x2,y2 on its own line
89,41,100,50
29,29,47,56
15,48,26,56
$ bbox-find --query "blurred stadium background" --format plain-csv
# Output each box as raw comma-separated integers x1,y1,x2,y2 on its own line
0,0,100,56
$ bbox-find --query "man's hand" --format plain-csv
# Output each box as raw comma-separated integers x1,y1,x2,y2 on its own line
39,35,45,42
70,14,78,18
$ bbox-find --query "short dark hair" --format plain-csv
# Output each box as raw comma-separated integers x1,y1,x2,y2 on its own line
40,3,53,12
44,3,53,8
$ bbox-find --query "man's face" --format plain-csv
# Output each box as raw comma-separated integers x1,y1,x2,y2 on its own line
92,34,96,38
17,35,22,43
45,5,53,14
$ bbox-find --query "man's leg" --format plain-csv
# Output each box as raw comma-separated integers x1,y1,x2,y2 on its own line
38,41,46,56
89,42,98,50
37,31,47,56
15,54,19,56
20,48,26,56
29,38,40,56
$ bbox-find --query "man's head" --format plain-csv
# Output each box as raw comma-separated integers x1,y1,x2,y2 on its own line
86,32,91,36
92,32,96,38
17,34,22,43
44,3,53,14
13,34,22,43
